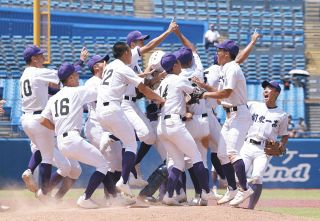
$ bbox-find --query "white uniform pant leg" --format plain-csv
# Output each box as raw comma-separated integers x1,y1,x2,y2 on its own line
251,153,270,185
104,141,122,172
217,123,230,165
57,134,109,175
21,114,54,164
98,110,137,154
158,117,202,166
53,148,82,179
195,139,208,168
160,138,185,171
207,109,221,153
152,120,167,161
84,118,102,148
122,101,156,145
221,108,252,163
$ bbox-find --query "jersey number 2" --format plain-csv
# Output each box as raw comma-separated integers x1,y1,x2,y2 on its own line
102,69,113,85
54,98,70,117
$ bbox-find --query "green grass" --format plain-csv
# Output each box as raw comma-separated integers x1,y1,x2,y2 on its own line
260,189,320,200
261,207,320,220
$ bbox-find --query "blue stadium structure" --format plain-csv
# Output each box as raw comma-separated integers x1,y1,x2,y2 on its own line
0,0,310,137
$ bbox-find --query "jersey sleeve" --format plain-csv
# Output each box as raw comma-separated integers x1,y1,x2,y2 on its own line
41,98,53,122
37,68,60,84
77,86,98,105
193,53,204,73
130,47,142,73
223,64,238,90
278,113,289,136
124,67,144,87
177,77,194,94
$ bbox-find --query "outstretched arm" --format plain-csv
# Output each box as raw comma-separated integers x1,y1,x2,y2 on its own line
140,22,178,55
174,26,196,52
40,117,55,130
235,32,260,64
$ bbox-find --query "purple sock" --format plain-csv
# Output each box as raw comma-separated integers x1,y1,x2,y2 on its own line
112,171,122,183
167,167,181,198
188,167,201,194
131,166,138,179
211,152,225,179
221,163,237,190
84,171,105,200
48,171,64,192
232,159,248,191
122,151,136,184
175,173,183,195
193,162,210,193
248,184,263,209
135,142,152,165
28,150,42,174
55,177,76,199
102,173,117,197
182,172,186,193
39,163,52,194
159,181,167,200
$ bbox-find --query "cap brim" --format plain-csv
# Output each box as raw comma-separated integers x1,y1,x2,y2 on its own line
37,48,47,55
103,54,110,62
137,34,150,40
215,43,226,49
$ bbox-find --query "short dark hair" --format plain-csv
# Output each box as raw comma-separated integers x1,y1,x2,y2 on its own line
113,42,130,59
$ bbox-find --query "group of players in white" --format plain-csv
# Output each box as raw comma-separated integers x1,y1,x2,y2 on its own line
19,21,289,210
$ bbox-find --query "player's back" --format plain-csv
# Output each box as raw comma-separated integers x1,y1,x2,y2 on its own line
45,86,96,136
20,67,59,113
85,76,101,120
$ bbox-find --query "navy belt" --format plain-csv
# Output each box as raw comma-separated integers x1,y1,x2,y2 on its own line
202,113,208,118
23,110,42,115
103,102,109,106
63,132,68,137
164,114,186,121
223,106,238,113
248,139,261,145
124,96,136,102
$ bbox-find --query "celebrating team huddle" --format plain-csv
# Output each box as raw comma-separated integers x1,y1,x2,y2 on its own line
19,21,289,210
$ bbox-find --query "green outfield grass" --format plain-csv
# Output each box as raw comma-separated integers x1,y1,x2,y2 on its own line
261,208,320,220
260,189,320,200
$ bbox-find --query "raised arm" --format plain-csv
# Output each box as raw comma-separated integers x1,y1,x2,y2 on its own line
140,22,178,55
235,32,260,64
174,26,196,52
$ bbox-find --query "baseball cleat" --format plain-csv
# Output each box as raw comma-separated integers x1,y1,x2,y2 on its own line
188,194,208,206
114,192,136,206
229,187,254,206
0,205,10,212
175,189,187,203
217,188,238,205
35,189,51,203
212,186,223,200
77,195,99,209
116,178,134,197
162,194,181,206
128,173,148,188
201,190,220,201
22,169,38,193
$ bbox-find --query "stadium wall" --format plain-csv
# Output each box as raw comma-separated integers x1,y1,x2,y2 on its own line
0,7,206,43
0,138,319,188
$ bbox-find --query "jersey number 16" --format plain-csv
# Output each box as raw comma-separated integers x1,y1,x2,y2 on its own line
54,98,70,117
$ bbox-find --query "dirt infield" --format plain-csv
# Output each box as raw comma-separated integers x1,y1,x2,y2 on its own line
1,198,319,221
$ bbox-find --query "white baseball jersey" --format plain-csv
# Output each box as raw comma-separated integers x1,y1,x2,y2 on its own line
20,67,59,112
157,74,194,116
96,59,143,110
84,75,101,121
42,86,97,136
180,53,204,81
218,60,247,107
124,47,142,97
246,101,289,143
204,64,220,109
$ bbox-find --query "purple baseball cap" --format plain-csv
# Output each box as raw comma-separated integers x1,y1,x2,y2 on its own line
160,53,178,73
216,40,239,58
262,80,281,93
126,31,150,46
23,45,46,62
174,47,193,65
58,62,81,81
87,54,110,72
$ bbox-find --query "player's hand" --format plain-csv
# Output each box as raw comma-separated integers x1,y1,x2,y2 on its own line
168,21,179,33
0,99,6,114
141,65,156,78
184,112,193,121
191,76,205,88
80,47,90,61
158,71,167,80
251,32,261,43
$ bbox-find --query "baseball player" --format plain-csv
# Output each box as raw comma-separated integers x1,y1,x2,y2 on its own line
200,39,254,206
40,63,117,209
20,45,88,199
96,42,165,197
0,99,5,114
239,80,288,209
156,53,214,206
123,22,178,185
84,54,135,205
